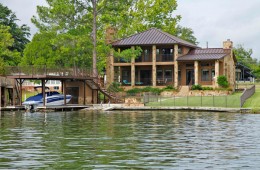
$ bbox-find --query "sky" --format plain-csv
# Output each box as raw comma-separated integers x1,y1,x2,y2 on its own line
1,0,260,59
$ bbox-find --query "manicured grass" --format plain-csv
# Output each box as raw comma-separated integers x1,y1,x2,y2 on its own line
146,92,242,108
243,88,260,109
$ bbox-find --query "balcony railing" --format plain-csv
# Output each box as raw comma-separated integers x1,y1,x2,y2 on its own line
4,66,94,78
156,54,174,62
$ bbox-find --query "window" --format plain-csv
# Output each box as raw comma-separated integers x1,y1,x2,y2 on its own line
144,49,150,62
164,69,172,82
178,47,182,54
54,86,59,90
157,70,163,79
162,48,173,61
201,69,210,81
211,69,215,80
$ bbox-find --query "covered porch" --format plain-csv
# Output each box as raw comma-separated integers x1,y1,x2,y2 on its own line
177,60,223,87
115,65,175,87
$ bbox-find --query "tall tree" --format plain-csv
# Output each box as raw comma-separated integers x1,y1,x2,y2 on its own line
234,44,259,77
26,0,197,74
0,25,20,72
0,3,30,52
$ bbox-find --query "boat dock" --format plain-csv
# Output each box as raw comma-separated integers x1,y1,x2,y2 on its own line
0,104,91,112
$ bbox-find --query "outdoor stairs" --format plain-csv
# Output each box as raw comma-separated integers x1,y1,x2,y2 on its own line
85,79,123,103
178,86,190,96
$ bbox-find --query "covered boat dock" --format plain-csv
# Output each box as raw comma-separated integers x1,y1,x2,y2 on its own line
2,66,100,109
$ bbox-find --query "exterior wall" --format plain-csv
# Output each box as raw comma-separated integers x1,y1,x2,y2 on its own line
66,81,97,104
109,45,236,89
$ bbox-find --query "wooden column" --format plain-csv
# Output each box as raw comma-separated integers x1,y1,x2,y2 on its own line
12,80,15,106
174,44,178,88
42,79,46,106
215,60,219,88
194,61,199,85
152,45,156,87
131,46,135,87
19,79,23,106
63,80,67,105
0,83,2,108
83,80,86,105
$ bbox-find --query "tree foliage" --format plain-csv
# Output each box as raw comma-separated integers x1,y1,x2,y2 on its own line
0,25,20,68
233,44,259,77
24,0,198,73
0,3,30,53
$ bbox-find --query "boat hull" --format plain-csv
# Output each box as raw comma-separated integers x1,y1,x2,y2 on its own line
23,93,72,110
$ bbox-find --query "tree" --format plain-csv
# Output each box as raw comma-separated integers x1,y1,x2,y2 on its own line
26,0,197,75
0,3,30,53
0,25,20,71
234,44,259,77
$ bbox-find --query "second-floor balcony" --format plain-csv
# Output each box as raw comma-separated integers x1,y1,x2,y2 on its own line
156,54,174,62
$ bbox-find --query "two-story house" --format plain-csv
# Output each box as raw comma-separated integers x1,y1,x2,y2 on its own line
106,28,236,89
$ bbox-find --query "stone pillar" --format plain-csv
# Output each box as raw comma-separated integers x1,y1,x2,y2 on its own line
215,60,219,88
106,49,114,85
152,45,156,87
194,61,199,85
174,44,179,88
174,62,178,88
131,46,135,87
174,44,178,61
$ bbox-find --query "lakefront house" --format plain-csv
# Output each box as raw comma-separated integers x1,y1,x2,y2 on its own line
106,28,236,90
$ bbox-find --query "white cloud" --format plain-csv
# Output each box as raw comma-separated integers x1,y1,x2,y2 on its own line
177,0,260,59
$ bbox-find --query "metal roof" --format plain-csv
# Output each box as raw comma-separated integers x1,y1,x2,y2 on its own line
177,48,231,61
112,28,197,48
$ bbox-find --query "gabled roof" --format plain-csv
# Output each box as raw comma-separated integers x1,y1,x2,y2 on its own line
112,28,197,48
177,48,231,61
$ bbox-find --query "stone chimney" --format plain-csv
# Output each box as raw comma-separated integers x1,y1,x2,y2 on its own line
105,27,117,44
223,39,233,49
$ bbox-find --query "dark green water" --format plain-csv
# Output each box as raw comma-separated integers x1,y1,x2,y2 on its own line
1,110,260,169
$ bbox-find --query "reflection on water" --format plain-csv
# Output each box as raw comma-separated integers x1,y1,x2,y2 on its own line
1,111,260,169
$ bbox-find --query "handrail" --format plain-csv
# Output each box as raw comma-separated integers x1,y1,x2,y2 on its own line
4,66,94,78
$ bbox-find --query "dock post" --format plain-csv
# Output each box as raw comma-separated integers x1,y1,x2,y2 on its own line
42,79,46,106
83,80,86,105
63,80,67,105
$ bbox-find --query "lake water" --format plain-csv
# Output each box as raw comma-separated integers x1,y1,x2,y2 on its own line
1,110,260,169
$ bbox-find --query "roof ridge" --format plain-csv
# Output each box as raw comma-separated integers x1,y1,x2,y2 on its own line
156,29,197,46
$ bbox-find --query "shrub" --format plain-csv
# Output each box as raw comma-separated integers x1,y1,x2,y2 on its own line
150,88,162,94
202,87,213,90
126,88,142,95
191,84,202,90
163,85,175,91
108,82,124,92
217,75,229,88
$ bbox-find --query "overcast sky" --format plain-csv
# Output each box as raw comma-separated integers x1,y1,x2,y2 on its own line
1,0,260,59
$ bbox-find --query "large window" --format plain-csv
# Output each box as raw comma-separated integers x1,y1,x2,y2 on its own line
157,70,163,79
164,69,172,82
122,70,131,82
201,69,210,81
162,48,173,61
144,49,151,62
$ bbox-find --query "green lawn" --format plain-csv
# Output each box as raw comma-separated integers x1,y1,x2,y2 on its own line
243,88,260,109
146,92,242,108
